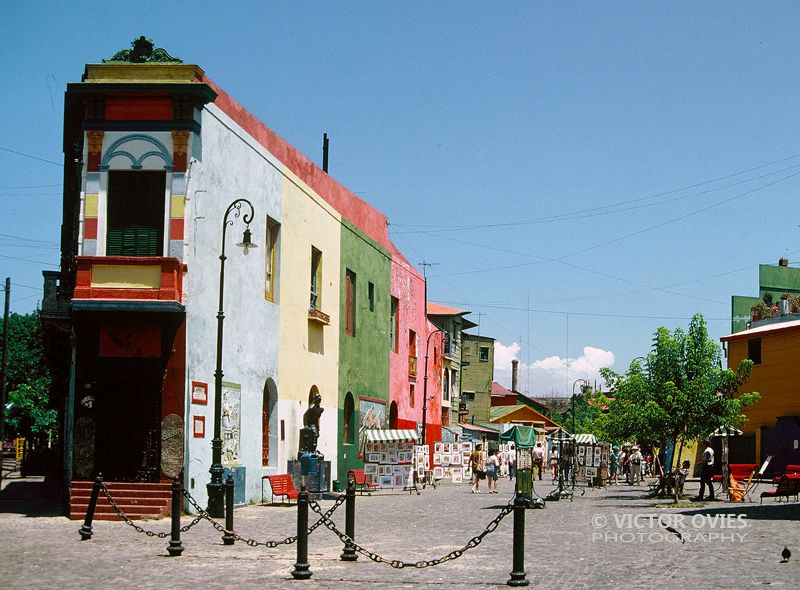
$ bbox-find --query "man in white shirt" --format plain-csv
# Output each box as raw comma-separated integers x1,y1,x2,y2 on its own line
695,438,715,501
533,442,545,480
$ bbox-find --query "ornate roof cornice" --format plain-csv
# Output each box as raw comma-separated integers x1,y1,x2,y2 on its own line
103,36,182,64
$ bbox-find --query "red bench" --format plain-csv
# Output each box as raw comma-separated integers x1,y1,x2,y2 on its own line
771,464,800,484
261,474,299,505
348,469,379,494
760,473,800,503
712,463,756,482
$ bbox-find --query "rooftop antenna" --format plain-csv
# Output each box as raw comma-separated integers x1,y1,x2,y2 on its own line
419,261,440,307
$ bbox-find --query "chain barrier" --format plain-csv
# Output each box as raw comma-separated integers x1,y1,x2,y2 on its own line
180,486,347,548
99,482,344,546
307,496,515,569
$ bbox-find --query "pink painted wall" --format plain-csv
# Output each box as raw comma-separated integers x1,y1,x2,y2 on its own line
390,258,442,446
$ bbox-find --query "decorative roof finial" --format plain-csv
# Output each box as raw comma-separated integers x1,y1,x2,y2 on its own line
103,36,182,64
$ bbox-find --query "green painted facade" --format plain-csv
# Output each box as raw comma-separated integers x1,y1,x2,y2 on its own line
731,264,800,333
336,219,392,484
460,334,495,424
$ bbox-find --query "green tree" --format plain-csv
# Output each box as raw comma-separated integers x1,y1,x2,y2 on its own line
2,312,55,437
598,314,759,473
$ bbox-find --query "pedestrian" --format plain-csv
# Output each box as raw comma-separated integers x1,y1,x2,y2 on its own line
550,445,560,481
508,449,516,480
619,447,628,482
628,446,643,484
644,453,652,476
486,448,500,493
533,441,545,480
609,445,619,485
470,443,486,493
694,438,715,501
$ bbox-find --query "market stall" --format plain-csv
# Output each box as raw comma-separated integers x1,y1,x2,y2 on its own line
574,433,609,487
361,429,418,489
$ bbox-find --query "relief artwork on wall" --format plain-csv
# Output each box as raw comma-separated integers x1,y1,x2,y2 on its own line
191,381,208,405
222,382,241,465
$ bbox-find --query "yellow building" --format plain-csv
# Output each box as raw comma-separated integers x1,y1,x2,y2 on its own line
721,317,800,472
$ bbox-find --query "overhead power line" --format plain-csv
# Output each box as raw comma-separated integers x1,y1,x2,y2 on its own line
0,146,63,167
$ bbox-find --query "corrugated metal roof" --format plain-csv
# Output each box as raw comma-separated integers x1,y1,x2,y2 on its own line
720,317,800,341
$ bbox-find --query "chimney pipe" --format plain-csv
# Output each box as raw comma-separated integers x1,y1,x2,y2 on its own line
322,133,329,173
511,359,519,393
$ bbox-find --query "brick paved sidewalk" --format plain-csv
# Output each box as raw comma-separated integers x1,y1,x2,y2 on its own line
1,476,797,589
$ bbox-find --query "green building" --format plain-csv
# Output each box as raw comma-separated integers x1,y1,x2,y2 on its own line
460,333,495,424
731,260,800,333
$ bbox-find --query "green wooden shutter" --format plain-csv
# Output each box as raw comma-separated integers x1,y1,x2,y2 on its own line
107,171,165,256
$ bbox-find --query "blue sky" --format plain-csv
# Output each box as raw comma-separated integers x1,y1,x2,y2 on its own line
2,3,799,395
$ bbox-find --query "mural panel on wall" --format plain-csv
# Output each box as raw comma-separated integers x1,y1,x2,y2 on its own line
222,382,241,465
358,397,386,455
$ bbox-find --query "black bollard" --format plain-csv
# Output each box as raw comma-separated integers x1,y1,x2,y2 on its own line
79,473,103,541
507,494,529,587
339,479,357,561
291,486,312,580
222,473,235,545
167,479,184,556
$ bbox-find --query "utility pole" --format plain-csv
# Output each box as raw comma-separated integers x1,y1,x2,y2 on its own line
0,277,10,488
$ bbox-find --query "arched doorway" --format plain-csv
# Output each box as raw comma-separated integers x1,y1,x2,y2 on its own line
262,378,278,466
389,401,398,429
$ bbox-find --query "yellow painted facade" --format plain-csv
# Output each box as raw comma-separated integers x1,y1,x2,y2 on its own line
723,325,800,461
277,169,341,460
84,194,98,217
91,265,161,288
170,194,185,218
83,63,204,83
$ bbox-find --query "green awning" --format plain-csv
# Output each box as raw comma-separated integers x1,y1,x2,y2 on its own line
499,425,537,448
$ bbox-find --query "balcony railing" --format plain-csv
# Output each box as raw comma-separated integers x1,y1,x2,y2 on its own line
72,256,184,304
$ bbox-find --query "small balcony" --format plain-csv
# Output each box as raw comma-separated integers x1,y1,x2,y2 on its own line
72,256,184,309
40,270,69,319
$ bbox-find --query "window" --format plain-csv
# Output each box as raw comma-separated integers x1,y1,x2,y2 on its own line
343,392,355,444
443,369,450,401
444,324,452,355
390,297,399,352
345,269,356,336
441,407,450,427
368,282,375,312
106,171,165,256
747,338,762,365
310,247,322,309
264,218,279,302
409,383,415,408
479,346,490,362
462,391,475,401
408,329,417,377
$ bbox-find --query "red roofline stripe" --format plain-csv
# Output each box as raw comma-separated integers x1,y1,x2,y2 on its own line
204,76,423,283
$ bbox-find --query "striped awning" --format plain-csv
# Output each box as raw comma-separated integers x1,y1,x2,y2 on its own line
710,426,743,437
574,433,597,445
547,428,574,442
364,429,419,442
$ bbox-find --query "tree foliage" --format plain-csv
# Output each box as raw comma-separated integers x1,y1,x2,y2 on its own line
597,314,759,470
2,312,55,436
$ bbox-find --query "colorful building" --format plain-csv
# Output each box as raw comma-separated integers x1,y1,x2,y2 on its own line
41,38,451,512
720,318,800,473
460,333,495,424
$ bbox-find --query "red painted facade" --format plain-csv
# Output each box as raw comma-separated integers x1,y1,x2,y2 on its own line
73,256,184,302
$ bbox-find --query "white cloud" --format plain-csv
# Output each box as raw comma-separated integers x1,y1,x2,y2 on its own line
493,341,615,397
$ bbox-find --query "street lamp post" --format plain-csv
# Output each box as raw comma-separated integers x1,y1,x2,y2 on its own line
421,328,446,446
207,198,256,518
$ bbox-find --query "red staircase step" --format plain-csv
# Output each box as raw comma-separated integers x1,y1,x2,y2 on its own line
69,480,173,521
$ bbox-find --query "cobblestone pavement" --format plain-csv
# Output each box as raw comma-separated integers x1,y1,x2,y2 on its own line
1,471,798,589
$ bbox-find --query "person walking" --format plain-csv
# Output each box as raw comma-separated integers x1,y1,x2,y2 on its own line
628,446,643,484
533,442,545,480
470,443,486,493
550,445,560,481
486,449,500,493
695,438,715,501
508,449,516,480
609,445,620,485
